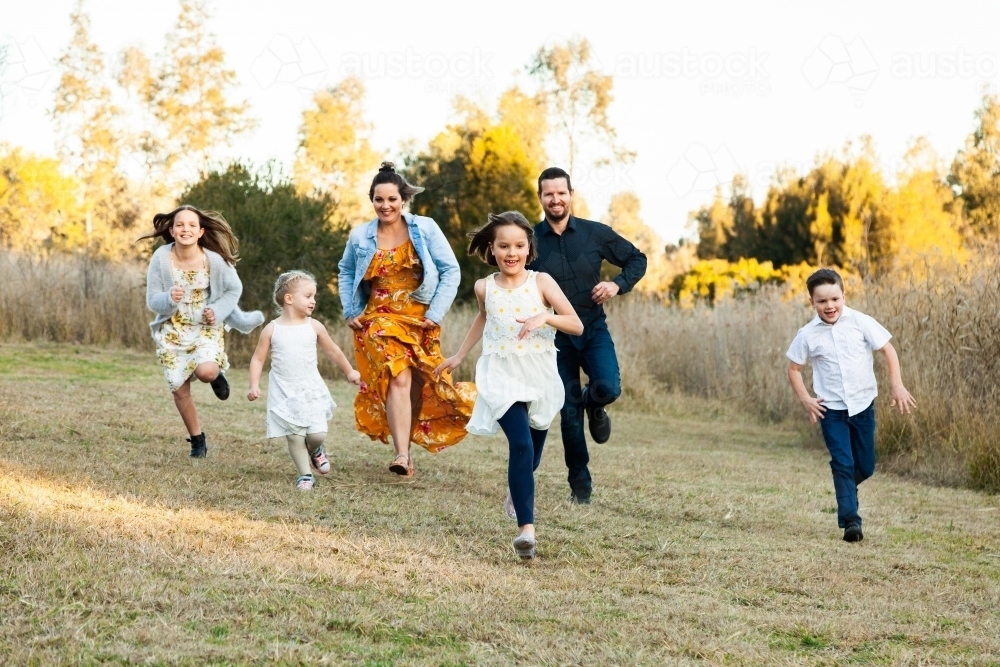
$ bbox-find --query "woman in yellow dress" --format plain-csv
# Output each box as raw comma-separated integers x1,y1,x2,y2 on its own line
338,163,475,476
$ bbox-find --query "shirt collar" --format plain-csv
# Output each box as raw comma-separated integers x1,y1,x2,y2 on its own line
536,215,577,236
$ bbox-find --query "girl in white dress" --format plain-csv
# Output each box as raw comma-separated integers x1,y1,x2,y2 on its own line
436,212,582,559
248,271,361,490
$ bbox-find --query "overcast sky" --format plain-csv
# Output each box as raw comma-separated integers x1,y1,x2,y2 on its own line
2,1,997,243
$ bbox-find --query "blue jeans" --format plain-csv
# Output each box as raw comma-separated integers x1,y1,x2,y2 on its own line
555,318,622,494
819,402,876,528
496,402,548,526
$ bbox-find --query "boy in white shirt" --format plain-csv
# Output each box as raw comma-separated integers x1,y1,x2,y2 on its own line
786,269,916,542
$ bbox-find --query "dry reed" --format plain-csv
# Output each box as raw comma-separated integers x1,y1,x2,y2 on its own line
3,250,999,491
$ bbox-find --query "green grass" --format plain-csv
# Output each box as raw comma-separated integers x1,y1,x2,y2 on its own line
1,341,1000,665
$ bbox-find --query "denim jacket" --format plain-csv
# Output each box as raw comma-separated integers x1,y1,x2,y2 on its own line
338,213,461,324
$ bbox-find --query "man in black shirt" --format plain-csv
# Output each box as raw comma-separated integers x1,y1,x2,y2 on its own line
527,167,647,504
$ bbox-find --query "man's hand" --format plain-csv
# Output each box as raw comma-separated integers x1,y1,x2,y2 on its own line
591,281,620,305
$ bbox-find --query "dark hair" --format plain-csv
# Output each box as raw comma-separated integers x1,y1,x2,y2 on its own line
137,204,240,265
467,211,537,266
368,161,425,202
537,167,573,194
806,268,844,296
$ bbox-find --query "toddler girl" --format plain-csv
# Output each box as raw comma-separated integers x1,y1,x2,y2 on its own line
248,271,361,490
436,212,582,559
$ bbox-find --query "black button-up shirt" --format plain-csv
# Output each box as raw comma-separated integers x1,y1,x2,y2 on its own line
527,215,647,327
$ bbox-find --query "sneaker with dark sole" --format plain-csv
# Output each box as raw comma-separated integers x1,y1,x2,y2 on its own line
210,372,230,400
843,523,864,542
310,448,331,475
586,405,611,443
187,433,208,458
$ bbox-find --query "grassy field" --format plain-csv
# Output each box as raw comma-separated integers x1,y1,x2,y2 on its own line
1,342,999,666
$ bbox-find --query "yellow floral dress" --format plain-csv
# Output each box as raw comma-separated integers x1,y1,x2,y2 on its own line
153,262,228,392
353,240,476,452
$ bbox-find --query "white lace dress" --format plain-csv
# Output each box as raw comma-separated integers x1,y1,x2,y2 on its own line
265,320,337,438
467,271,564,435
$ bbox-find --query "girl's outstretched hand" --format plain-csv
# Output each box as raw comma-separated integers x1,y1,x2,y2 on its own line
433,356,461,379
515,314,548,340
170,286,184,303
346,369,362,386
247,387,260,401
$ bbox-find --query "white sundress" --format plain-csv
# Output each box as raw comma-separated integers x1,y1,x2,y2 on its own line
467,271,564,435
265,320,337,438
153,261,228,392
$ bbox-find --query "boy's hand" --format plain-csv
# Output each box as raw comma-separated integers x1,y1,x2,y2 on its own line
346,369,362,386
433,356,460,379
889,384,917,414
801,396,826,423
247,387,260,401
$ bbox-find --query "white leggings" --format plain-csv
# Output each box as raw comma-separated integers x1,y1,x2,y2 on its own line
286,432,326,476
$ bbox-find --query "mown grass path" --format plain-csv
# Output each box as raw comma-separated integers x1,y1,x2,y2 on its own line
1,342,998,666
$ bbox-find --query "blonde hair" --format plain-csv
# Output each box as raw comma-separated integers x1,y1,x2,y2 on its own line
272,270,316,313
137,204,240,265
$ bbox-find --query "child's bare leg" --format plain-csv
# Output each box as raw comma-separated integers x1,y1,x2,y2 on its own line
193,362,221,383
172,380,201,436
286,435,311,476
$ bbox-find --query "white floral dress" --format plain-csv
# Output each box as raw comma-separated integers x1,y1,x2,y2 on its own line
466,271,564,435
153,261,229,392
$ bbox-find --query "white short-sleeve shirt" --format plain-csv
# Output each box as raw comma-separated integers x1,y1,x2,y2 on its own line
786,306,892,416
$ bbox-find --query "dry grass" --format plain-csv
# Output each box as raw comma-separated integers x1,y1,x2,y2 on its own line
4,250,1000,491
2,342,1000,665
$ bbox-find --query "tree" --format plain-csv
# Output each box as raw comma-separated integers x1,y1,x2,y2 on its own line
949,93,1000,238
179,163,347,319
528,37,634,175
497,85,548,172
0,145,84,252
404,106,541,302
601,191,669,292
129,1,254,194
51,0,137,254
293,77,381,228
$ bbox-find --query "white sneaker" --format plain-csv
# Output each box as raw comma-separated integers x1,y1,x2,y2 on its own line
295,474,314,491
512,533,536,559
504,490,517,520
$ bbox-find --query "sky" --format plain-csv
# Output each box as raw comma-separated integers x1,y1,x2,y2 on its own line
1,1,998,244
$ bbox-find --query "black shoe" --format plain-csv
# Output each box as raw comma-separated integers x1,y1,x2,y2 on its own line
570,489,592,505
843,523,863,542
188,433,208,458
586,404,611,444
210,372,230,400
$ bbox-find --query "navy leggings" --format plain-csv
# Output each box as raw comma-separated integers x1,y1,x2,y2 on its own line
496,402,548,526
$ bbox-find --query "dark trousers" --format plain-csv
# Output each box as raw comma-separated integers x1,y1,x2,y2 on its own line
555,319,622,494
818,402,876,529
496,402,548,526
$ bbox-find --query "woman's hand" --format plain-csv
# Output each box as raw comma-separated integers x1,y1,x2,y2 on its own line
247,387,260,401
420,318,438,329
346,316,363,330
346,369,362,386
203,308,216,326
170,286,184,303
433,356,461,379
515,314,548,340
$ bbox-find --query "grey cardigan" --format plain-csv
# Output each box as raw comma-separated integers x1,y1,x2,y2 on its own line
145,244,264,335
